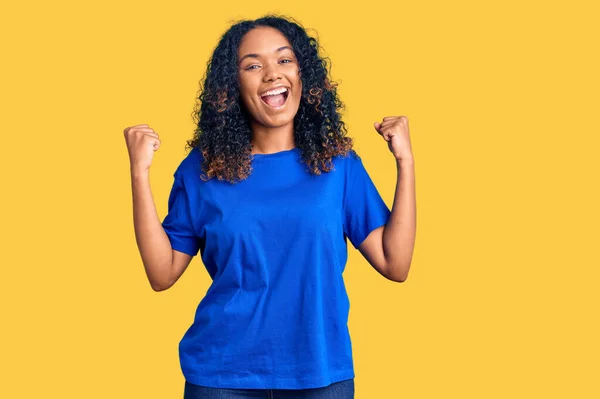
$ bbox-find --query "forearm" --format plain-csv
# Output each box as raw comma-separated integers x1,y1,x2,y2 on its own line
382,158,416,281
130,169,174,290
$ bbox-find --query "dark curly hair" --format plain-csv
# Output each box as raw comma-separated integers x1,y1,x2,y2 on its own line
185,14,354,183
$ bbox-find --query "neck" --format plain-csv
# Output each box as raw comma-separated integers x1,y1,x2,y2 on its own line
250,121,295,155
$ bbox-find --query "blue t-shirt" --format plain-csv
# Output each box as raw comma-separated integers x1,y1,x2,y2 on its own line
161,146,390,389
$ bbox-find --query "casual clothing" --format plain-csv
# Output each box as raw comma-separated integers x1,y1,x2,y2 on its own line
162,147,390,389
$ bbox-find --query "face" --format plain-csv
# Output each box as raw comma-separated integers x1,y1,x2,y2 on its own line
237,26,302,128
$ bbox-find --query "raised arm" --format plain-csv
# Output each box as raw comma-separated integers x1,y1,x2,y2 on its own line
125,124,193,291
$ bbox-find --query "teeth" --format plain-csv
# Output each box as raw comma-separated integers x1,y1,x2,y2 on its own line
261,87,288,97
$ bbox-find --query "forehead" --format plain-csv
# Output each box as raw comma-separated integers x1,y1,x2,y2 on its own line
237,27,292,58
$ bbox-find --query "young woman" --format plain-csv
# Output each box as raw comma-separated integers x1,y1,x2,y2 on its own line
124,14,416,399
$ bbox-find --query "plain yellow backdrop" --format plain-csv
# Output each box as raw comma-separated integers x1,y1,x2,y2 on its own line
1,0,598,398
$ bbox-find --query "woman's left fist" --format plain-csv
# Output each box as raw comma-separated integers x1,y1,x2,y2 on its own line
374,116,413,161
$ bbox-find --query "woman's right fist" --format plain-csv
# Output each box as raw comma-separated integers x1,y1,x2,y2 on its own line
123,124,161,174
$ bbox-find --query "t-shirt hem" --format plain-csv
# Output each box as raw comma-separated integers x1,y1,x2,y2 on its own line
168,237,199,257
183,369,355,390
352,216,390,249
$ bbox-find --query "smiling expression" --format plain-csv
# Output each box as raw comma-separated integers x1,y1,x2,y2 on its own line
237,26,302,128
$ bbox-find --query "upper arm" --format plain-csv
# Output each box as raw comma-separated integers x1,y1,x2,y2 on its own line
342,152,392,274
166,249,194,289
357,225,392,280
160,171,201,290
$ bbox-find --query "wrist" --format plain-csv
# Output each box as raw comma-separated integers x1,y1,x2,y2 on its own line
396,157,414,166
131,167,149,179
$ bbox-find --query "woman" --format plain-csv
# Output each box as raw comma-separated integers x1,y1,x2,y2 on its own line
124,14,416,399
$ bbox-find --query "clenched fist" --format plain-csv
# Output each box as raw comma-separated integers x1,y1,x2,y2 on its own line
123,124,161,174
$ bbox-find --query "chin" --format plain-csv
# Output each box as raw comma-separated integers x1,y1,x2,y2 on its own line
255,107,300,127
261,115,295,128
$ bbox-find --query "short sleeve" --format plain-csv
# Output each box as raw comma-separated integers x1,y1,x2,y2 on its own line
161,173,201,257
343,153,391,249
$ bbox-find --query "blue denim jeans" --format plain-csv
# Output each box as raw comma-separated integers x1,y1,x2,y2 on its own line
184,378,355,399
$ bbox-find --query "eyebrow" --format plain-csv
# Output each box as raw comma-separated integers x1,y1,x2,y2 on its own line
238,46,294,66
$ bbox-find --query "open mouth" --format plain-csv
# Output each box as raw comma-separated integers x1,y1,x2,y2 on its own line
260,88,289,109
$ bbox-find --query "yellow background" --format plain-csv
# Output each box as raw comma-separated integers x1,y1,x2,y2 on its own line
1,0,598,397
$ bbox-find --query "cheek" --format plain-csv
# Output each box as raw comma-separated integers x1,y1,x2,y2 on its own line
238,85,256,109
293,84,303,104
295,79,303,100
290,75,302,102
238,76,254,99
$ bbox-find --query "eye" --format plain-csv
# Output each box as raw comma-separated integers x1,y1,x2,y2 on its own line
243,59,293,71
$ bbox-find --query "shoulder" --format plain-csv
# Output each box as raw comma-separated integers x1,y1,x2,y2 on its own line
332,148,362,173
173,147,204,180
332,148,359,163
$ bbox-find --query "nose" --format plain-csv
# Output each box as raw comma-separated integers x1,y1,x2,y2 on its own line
262,61,283,82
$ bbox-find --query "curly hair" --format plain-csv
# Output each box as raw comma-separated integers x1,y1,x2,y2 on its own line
185,14,354,183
